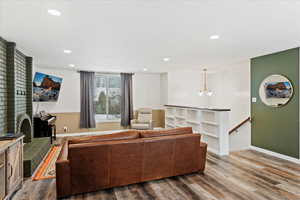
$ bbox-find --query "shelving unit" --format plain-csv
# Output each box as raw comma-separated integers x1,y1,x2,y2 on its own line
165,105,230,156
186,120,200,125
201,131,219,138
201,121,218,126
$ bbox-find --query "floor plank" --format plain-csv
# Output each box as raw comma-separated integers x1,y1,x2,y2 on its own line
12,148,300,200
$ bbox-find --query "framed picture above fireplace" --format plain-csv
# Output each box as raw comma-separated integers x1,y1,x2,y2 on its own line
33,72,63,102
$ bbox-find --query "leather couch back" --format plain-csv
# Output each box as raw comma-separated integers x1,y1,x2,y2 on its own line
140,127,193,138
68,131,139,144
68,133,201,195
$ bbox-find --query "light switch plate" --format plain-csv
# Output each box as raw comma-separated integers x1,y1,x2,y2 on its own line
252,97,257,102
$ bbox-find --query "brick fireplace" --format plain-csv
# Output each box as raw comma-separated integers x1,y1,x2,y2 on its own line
0,38,33,142
17,114,33,143
0,36,51,177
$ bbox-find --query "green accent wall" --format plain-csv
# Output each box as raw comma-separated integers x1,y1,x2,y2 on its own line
251,48,299,159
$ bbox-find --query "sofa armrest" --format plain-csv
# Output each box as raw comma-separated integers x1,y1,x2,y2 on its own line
57,139,68,161
199,142,207,172
56,140,71,198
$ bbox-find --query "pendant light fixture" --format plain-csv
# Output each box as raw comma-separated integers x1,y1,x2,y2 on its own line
198,68,213,96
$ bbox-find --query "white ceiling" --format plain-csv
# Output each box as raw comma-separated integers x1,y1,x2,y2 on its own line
1,0,300,73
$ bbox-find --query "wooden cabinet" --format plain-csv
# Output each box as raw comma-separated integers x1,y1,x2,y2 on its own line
0,137,23,200
0,153,5,200
6,140,23,195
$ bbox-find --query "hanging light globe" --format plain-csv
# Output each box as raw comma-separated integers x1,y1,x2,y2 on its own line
198,68,213,96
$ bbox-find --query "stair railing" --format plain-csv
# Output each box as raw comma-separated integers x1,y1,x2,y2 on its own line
229,117,251,134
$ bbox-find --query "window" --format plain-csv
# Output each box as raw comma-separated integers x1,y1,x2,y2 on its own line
94,74,121,122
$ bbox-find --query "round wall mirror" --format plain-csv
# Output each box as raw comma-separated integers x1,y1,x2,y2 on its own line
259,74,293,107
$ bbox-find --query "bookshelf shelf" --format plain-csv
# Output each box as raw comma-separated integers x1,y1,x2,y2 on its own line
201,121,219,126
186,120,201,125
165,105,230,156
201,131,219,138
175,115,186,120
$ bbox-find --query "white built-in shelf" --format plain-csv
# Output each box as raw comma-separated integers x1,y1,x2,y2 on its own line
175,115,186,120
166,115,175,119
201,110,216,113
165,123,175,128
165,105,230,156
201,131,219,139
186,120,201,125
175,124,186,128
192,129,201,134
201,121,219,126
187,109,200,112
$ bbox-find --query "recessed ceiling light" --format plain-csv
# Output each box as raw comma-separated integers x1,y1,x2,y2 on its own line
47,9,61,16
163,57,170,62
143,68,148,71
69,64,75,68
210,35,220,40
63,49,72,54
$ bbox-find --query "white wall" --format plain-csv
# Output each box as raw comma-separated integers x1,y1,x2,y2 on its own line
209,61,251,151
166,61,251,151
33,67,163,113
167,69,210,107
132,73,162,109
160,73,168,106
33,68,81,113
209,61,250,128
34,62,251,150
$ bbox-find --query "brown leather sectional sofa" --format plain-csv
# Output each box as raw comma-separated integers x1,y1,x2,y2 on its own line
56,127,207,198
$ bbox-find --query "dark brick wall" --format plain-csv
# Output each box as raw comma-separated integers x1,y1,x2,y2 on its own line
2,38,33,134
6,42,16,133
15,50,27,127
0,38,7,135
26,57,33,118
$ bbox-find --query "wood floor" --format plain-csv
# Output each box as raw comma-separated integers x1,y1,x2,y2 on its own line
13,149,300,200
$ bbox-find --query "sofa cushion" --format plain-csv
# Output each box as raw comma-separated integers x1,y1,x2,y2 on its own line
142,136,175,181
68,143,111,194
173,134,201,175
139,127,193,138
68,131,139,144
110,140,144,187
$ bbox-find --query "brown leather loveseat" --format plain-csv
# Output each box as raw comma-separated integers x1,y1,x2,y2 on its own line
56,127,207,198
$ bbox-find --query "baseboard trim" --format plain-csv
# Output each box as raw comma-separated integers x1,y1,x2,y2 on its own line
207,147,218,155
250,145,300,164
207,147,229,156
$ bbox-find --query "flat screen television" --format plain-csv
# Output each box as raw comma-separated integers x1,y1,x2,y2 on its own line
33,72,63,102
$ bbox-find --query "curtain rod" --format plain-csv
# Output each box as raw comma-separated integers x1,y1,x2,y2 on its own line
77,70,134,75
